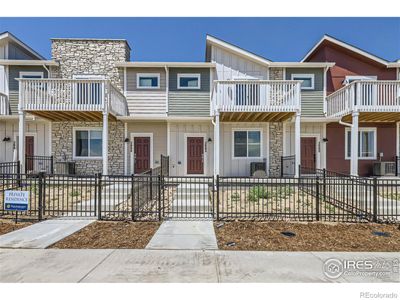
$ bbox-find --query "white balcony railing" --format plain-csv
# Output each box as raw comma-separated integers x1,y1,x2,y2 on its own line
326,80,400,118
18,79,128,116
0,92,9,115
212,80,301,113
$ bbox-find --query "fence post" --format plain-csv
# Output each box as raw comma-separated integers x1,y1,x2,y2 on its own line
149,168,153,200
280,156,283,178
216,175,220,221
372,177,378,222
131,174,135,221
158,174,162,221
37,172,44,221
50,156,54,174
322,168,326,202
315,177,320,221
97,173,102,220
396,156,399,177
16,160,21,187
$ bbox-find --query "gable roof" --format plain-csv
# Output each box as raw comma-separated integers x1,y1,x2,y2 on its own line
206,34,272,66
0,31,45,60
301,34,389,66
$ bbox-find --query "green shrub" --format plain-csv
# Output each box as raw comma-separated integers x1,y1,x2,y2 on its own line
230,192,240,202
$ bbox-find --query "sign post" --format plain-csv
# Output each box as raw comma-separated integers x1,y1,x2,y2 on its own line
4,190,29,224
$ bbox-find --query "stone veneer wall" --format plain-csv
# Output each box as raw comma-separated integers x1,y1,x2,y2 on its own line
50,39,130,89
268,68,284,176
52,121,124,175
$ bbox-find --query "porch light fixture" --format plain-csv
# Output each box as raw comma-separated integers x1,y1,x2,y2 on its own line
322,138,328,142
208,137,212,143
124,138,130,143
2,137,10,142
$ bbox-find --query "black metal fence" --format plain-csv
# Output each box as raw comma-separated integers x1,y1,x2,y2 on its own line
396,156,399,177
0,161,20,175
26,155,54,174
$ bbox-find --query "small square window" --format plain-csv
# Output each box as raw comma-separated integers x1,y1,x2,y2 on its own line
137,73,160,89
177,74,200,89
291,74,315,90
74,129,103,158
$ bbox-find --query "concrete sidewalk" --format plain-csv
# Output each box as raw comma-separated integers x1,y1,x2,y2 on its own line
0,218,95,249
0,249,398,283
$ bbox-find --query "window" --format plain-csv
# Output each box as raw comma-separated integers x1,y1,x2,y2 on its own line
177,74,200,89
19,71,44,79
137,73,160,89
344,75,377,85
345,128,376,160
291,74,314,90
233,130,261,158
74,129,102,159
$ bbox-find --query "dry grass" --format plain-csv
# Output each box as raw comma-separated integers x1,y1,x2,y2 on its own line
0,219,34,235
214,221,400,252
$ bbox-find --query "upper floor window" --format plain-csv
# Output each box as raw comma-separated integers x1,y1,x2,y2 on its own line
137,73,160,89
19,71,44,79
291,74,314,90
344,75,377,85
178,74,201,90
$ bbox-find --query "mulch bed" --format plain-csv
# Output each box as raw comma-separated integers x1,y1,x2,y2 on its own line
0,219,34,235
49,221,161,249
214,221,400,252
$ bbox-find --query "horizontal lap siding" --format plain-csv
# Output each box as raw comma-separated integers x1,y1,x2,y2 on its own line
168,92,210,116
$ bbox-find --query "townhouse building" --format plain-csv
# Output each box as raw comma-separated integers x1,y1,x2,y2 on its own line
0,31,399,177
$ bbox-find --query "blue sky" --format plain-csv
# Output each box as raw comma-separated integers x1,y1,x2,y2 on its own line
0,17,399,62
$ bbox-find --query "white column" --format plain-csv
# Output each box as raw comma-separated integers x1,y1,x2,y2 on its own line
102,112,108,175
124,122,128,175
18,110,26,173
294,111,301,177
214,113,220,178
350,111,359,176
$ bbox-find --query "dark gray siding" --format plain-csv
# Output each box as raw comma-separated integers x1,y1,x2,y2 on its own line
8,66,48,114
286,68,324,117
169,68,210,92
8,42,40,60
126,67,167,91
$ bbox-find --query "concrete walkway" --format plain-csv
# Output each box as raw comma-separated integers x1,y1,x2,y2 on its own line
0,249,398,283
0,218,95,249
146,220,218,250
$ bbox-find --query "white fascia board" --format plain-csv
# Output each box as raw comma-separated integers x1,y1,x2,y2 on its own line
269,62,335,68
0,59,59,66
115,62,216,68
301,35,389,66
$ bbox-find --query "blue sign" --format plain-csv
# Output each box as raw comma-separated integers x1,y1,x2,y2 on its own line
4,190,29,212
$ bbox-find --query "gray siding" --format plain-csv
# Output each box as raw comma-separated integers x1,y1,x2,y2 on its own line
8,42,40,60
286,68,324,117
8,66,48,114
169,68,210,92
126,67,166,92
168,92,210,116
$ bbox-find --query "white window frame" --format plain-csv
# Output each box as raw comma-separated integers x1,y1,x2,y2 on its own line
136,73,160,89
344,75,377,85
232,129,263,159
19,71,44,78
73,127,103,160
291,73,315,90
345,127,377,160
177,73,201,90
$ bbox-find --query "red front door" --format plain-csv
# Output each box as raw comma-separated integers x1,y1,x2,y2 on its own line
25,136,34,172
134,137,150,174
301,137,316,173
187,137,204,174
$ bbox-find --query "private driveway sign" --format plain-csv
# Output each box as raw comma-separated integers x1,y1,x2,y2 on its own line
4,191,29,211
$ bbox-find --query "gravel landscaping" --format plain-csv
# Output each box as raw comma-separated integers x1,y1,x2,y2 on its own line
214,221,400,252
0,219,34,235
49,221,161,249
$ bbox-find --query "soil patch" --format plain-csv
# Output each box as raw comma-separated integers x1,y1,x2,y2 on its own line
214,221,400,252
0,219,34,235
49,221,161,249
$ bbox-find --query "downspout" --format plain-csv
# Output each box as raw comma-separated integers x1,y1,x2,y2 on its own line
339,119,353,128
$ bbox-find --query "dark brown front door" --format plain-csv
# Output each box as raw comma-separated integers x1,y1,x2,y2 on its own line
301,137,316,173
25,136,34,172
187,137,204,174
134,137,150,174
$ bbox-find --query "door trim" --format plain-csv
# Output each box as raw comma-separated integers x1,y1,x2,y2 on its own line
130,133,153,174
184,133,207,176
301,134,320,170
14,132,37,159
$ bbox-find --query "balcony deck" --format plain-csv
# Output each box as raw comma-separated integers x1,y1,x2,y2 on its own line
18,79,128,121
213,80,301,122
326,80,400,122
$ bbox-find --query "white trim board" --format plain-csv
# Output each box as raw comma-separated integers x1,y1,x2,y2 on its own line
231,128,263,160
136,73,161,89
130,133,154,174
72,127,103,160
344,127,377,160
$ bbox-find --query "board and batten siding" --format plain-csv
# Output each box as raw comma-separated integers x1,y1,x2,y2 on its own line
285,68,325,117
125,67,167,115
168,68,211,116
0,120,51,163
8,65,48,114
220,123,269,176
210,44,269,80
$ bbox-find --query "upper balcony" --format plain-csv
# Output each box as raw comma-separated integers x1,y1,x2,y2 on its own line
18,78,128,121
0,92,10,115
326,80,400,122
212,80,301,122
